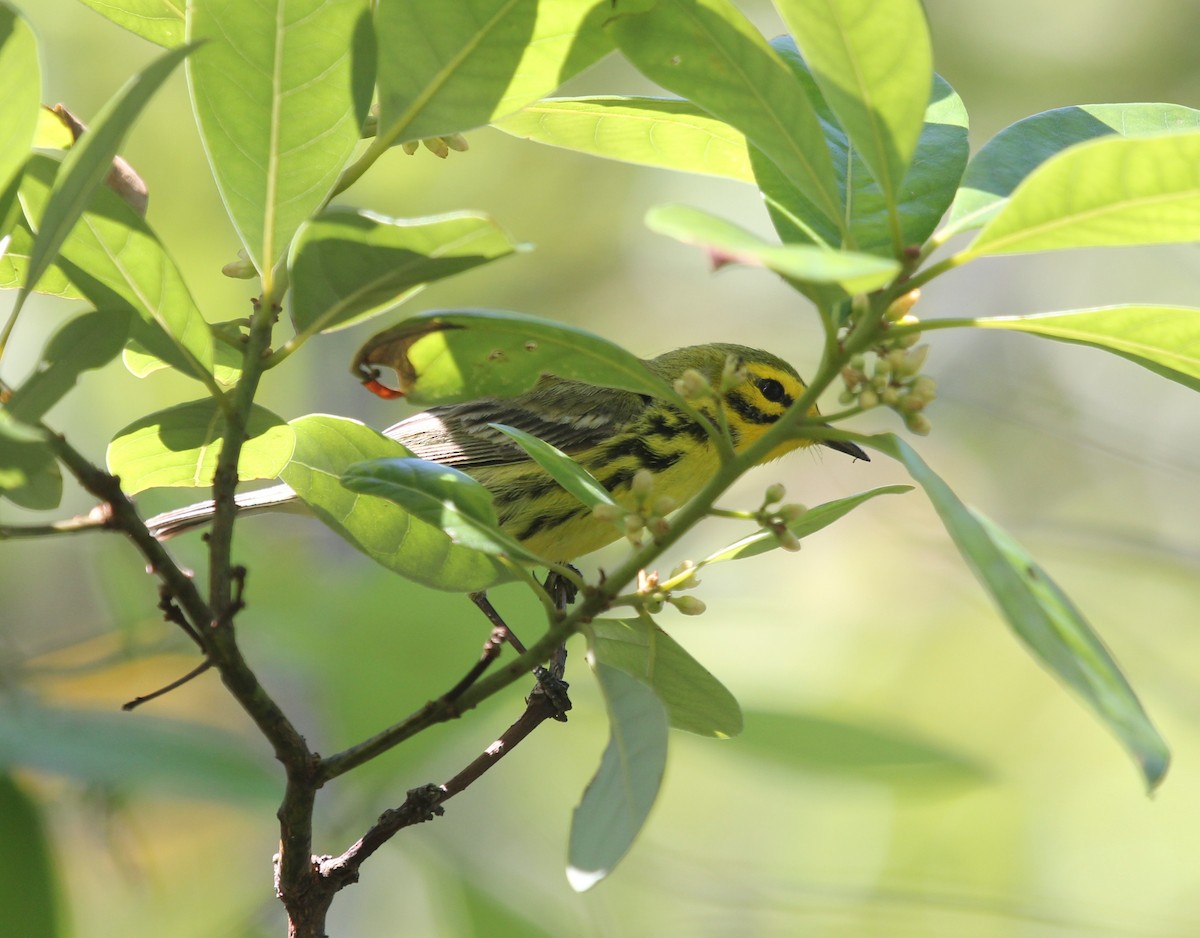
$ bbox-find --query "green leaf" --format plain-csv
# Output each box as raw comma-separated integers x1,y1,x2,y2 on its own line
701,484,912,564
0,408,47,444
282,415,511,592
739,709,986,780
0,213,82,299
963,306,1200,392
872,433,1170,791
645,203,900,292
494,95,755,182
20,41,193,312
187,0,375,278
489,423,617,510
0,6,41,197
947,103,1200,236
20,153,214,380
584,617,741,738
5,308,131,422
121,316,241,388
966,133,1200,257
75,0,185,47
608,0,843,236
761,41,968,257
289,209,520,336
373,0,612,146
0,701,277,802
0,434,61,509
106,399,294,494
352,308,679,407
341,456,544,564
0,775,64,938
567,663,668,892
775,0,932,250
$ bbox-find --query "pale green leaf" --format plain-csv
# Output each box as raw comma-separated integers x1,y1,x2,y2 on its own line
187,0,374,276
75,0,185,47
585,617,741,738
608,0,843,236
872,433,1169,790
0,6,41,195
645,202,900,292
107,399,294,494
775,0,932,248
966,133,1200,257
947,103,1200,236
282,415,512,592
567,664,667,891
964,305,1200,392
289,209,520,336
373,0,612,146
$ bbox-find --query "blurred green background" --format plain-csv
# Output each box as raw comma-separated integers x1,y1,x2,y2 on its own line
3,1,1200,935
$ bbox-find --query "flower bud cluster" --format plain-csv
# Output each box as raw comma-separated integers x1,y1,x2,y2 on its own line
401,133,469,158
590,469,678,548
756,483,806,551
840,291,936,435
636,566,706,617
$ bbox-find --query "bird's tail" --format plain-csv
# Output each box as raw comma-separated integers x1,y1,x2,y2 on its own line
145,483,304,540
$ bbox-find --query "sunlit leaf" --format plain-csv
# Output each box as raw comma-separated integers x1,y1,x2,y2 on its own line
872,433,1170,791
494,96,754,182
608,0,843,236
584,617,741,737
187,0,374,277
961,306,1200,393
966,133,1200,257
75,0,185,47
289,209,520,336
947,102,1200,236
0,6,41,197
373,0,611,146
107,399,294,494
352,308,679,407
282,415,512,592
701,484,911,564
775,0,932,247
567,664,667,892
341,456,543,564
645,203,900,292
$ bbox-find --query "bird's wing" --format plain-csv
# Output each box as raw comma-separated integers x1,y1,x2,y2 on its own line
382,377,647,469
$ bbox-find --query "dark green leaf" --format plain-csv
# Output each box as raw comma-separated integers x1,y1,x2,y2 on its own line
872,433,1170,791
289,209,520,336
0,433,61,509
106,399,294,494
585,617,741,737
567,664,667,891
282,415,512,592
188,0,375,276
0,774,64,937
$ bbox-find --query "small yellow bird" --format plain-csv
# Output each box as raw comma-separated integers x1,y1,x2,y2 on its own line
146,343,867,559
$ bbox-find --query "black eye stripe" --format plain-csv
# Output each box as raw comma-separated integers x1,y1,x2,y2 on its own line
755,377,791,406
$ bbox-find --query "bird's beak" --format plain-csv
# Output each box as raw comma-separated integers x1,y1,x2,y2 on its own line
821,437,870,462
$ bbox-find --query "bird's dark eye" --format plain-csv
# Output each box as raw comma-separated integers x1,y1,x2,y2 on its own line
756,377,787,403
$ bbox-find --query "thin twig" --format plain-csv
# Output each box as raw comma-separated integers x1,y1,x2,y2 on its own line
122,659,214,711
